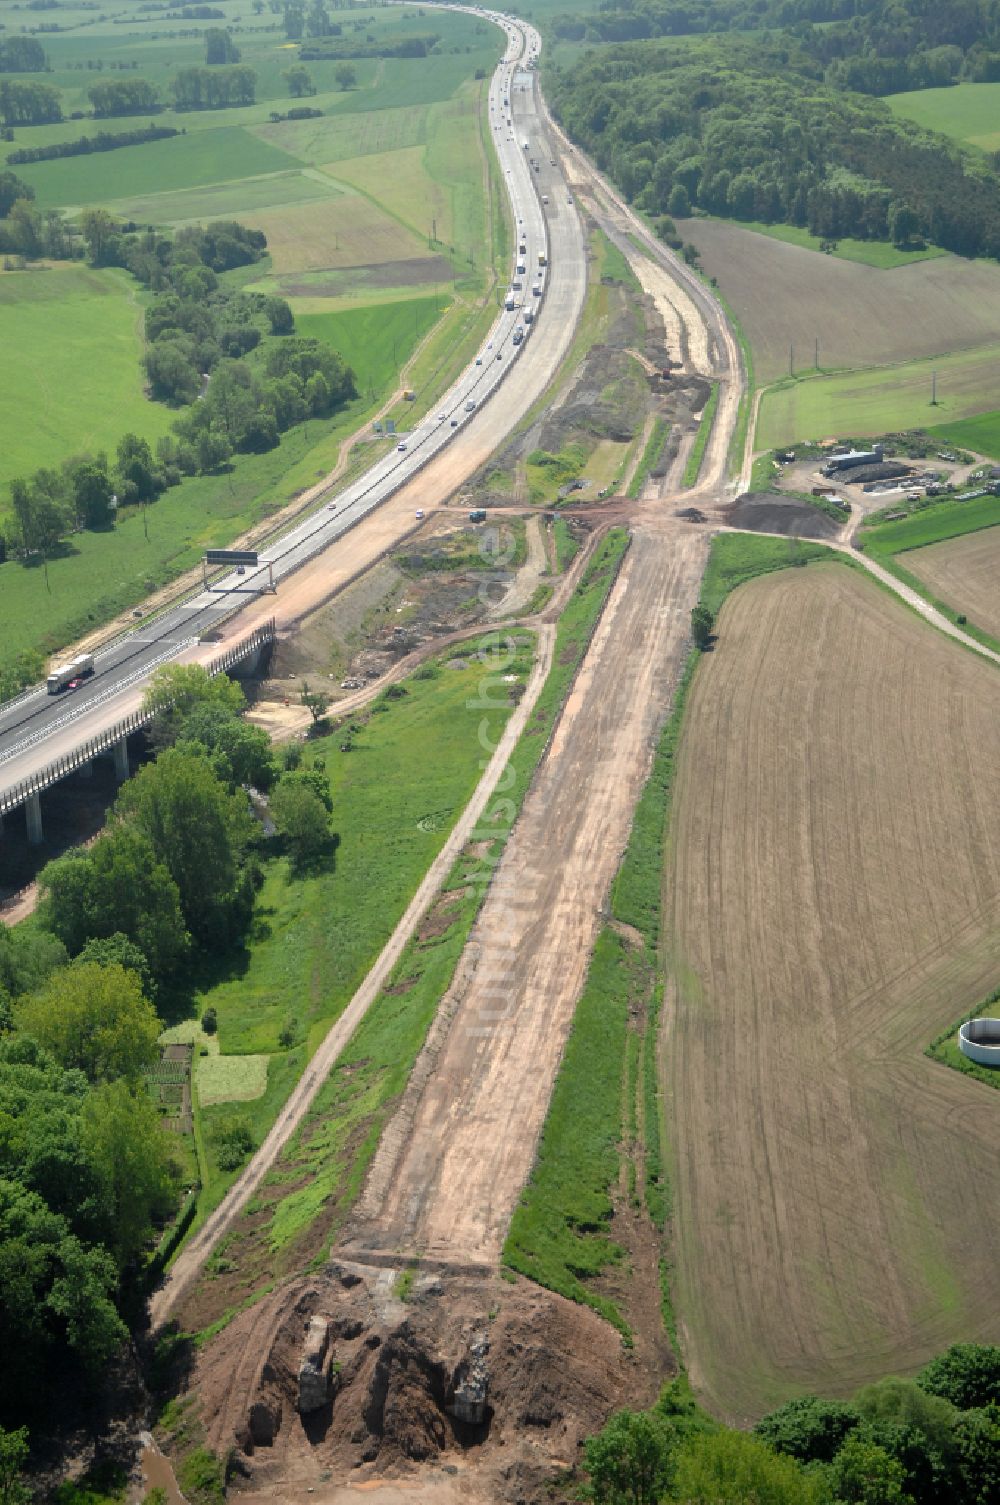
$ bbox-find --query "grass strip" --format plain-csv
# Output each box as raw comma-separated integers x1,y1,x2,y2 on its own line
860,493,1000,554
240,530,632,1271
552,516,579,572
627,415,669,500
927,986,1000,1093
682,382,719,488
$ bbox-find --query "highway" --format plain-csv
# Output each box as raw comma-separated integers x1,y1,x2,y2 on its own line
0,9,569,805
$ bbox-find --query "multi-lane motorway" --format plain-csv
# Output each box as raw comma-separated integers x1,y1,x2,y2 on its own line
0,10,574,808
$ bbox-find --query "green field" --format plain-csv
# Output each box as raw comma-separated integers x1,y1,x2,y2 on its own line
0,265,173,496
0,384,402,661
928,409,1000,459
703,216,947,269
18,128,296,210
758,343,1000,449
297,297,444,398
890,81,1000,152
859,494,1000,556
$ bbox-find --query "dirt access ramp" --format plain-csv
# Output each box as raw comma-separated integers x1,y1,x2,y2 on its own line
339,517,708,1268
667,563,1000,1422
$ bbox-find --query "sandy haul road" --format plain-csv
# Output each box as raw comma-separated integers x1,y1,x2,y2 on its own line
342,517,708,1267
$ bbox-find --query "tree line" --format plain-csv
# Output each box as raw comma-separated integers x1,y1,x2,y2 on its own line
0,63,257,125
586,1355,1000,1504
7,123,178,165
548,33,1000,258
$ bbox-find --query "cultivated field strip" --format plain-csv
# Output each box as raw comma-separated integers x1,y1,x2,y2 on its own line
667,564,1000,1420
902,526,1000,641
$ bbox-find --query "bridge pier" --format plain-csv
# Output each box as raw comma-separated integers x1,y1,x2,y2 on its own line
112,737,129,781
78,759,93,779
25,791,43,846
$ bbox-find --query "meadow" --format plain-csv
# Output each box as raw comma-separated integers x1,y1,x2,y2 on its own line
889,81,1000,152
667,561,1000,1418
928,409,1000,459
0,265,173,494
757,343,1000,448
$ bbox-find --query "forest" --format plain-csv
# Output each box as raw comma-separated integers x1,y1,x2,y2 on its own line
548,31,1000,256
552,0,1000,91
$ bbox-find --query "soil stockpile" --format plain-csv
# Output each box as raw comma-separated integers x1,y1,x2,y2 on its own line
725,492,843,539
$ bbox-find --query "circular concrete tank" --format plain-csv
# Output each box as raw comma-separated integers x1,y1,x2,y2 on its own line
958,1018,1000,1068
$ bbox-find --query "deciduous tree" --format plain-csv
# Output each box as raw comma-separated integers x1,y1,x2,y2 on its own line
15,963,161,1084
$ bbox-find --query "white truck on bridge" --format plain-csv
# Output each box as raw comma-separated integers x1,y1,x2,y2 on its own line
46,653,94,695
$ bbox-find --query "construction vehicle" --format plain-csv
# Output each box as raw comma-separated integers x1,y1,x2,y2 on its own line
469,508,487,522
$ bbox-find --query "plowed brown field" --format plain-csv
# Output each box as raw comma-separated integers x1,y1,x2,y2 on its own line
903,526,1000,642
667,563,1000,1422
680,217,1000,382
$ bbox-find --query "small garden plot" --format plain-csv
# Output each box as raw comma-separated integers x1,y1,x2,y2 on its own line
196,1054,270,1107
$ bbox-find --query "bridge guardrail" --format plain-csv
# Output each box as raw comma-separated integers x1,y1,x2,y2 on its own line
0,619,275,818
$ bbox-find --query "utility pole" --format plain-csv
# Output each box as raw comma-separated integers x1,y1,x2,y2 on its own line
789,343,794,377
814,336,819,369
931,369,938,405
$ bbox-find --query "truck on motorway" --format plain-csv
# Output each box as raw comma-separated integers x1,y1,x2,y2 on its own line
538,251,547,266
47,653,94,695
523,308,534,324
504,293,516,310
512,327,524,345
522,139,529,150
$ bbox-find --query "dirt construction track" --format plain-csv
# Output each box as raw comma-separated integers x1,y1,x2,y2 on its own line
343,518,708,1266
667,562,1000,1421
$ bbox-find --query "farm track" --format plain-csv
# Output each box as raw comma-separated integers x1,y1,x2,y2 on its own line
667,563,1000,1420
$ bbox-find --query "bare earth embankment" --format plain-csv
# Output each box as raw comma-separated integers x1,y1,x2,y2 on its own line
902,525,1000,641
667,562,1000,1422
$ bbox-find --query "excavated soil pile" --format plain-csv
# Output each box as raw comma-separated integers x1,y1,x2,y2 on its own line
181,1262,645,1504
724,493,844,539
